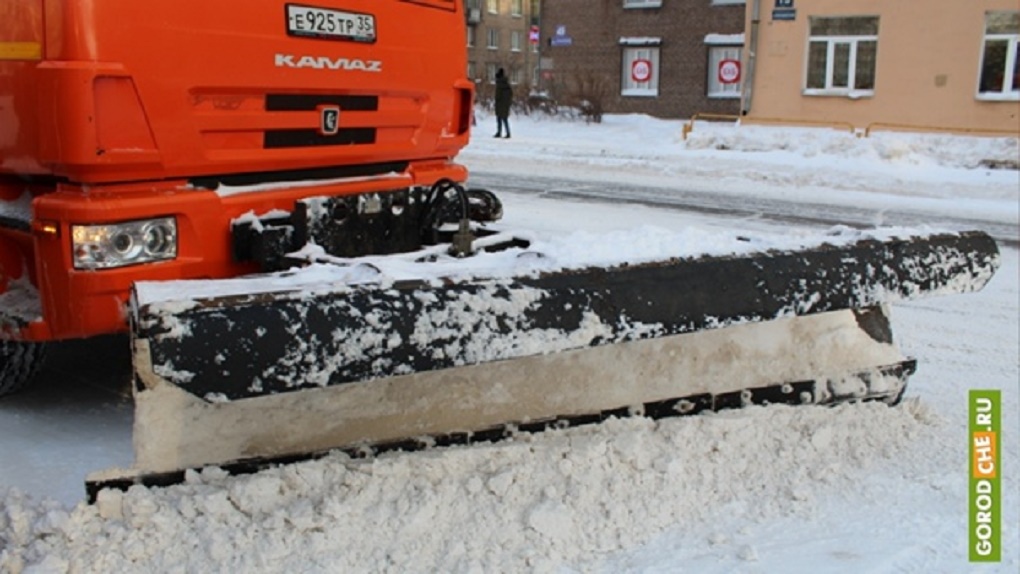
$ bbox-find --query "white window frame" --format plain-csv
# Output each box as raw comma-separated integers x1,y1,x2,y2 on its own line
486,63,498,83
466,26,475,48
711,0,745,5
621,46,660,97
487,28,499,50
510,67,522,85
804,17,878,98
467,61,477,81
511,0,523,17
624,0,662,9
707,45,742,99
511,30,522,52
487,0,498,15
977,12,1020,101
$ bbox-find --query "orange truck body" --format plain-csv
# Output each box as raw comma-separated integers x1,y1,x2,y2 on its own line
0,0,473,342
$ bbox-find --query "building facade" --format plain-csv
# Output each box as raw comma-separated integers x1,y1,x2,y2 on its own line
742,0,1020,133
466,0,542,103
538,0,746,118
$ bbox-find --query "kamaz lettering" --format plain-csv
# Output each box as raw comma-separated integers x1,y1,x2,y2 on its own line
274,54,382,72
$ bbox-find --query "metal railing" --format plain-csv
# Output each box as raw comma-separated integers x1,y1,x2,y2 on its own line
683,113,1018,140
681,113,740,139
864,122,1019,138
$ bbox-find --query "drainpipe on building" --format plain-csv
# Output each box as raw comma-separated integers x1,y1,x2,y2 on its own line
742,0,761,116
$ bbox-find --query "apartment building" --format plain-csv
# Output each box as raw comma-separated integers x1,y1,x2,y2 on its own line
465,0,542,102
742,0,1020,133
538,0,746,118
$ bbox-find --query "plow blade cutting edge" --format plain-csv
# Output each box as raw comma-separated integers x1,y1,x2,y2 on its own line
87,231,999,498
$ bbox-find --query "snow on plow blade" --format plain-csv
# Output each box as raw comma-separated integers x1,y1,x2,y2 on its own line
88,230,999,497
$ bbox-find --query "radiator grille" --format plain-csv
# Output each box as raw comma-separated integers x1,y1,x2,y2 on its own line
264,128,375,148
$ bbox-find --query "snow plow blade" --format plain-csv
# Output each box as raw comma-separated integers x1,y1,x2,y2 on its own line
86,230,999,498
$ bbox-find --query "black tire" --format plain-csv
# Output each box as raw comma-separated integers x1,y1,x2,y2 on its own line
0,340,47,397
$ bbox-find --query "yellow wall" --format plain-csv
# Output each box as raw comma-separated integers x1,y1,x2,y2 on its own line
743,0,1020,133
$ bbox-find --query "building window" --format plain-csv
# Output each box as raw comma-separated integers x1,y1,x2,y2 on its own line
707,46,742,98
805,16,879,97
467,26,475,48
487,28,499,50
510,67,522,85
711,0,745,5
487,63,498,83
511,30,522,52
467,61,477,81
624,0,662,8
979,12,1020,99
621,47,660,97
487,0,498,14
511,0,523,17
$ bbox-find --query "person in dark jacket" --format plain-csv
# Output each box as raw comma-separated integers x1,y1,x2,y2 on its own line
493,68,512,138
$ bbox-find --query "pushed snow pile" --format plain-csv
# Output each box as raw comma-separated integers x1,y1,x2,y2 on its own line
684,124,1020,169
1,400,936,573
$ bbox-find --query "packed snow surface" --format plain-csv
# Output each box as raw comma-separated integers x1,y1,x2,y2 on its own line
1,113,1017,572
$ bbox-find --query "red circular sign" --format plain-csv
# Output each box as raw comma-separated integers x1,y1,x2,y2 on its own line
631,59,652,83
718,59,741,84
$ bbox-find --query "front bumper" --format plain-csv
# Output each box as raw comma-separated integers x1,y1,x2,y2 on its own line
3,160,466,341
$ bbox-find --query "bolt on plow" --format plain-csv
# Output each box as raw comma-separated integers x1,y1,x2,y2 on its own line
84,229,999,500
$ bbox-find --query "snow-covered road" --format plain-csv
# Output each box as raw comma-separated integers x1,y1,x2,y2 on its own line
469,171,1019,246
1,115,1017,572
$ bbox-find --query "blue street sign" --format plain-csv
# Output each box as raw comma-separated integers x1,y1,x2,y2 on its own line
773,8,796,21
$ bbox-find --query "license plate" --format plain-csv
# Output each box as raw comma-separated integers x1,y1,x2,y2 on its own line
286,4,376,43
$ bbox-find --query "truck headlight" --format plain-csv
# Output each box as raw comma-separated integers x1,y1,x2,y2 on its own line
72,217,178,269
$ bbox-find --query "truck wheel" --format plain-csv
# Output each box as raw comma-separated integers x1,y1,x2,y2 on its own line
0,341,47,397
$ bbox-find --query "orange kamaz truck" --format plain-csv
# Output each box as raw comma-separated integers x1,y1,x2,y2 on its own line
1,0,483,394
